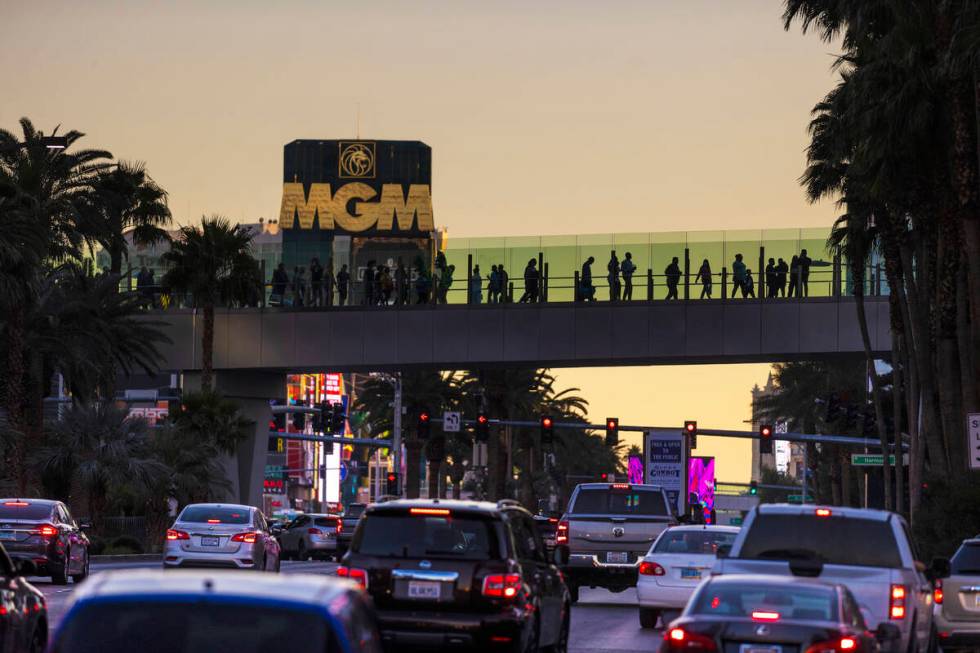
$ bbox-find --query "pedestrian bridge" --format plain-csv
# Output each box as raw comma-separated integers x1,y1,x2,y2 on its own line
150,295,891,373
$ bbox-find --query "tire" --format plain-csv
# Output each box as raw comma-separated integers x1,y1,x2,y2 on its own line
568,583,580,604
546,610,570,653
513,615,539,653
71,550,89,583
51,550,69,586
640,608,661,629
298,542,310,562
274,555,281,573
29,626,45,653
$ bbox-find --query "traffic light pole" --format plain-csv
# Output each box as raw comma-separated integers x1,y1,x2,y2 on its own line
393,374,403,496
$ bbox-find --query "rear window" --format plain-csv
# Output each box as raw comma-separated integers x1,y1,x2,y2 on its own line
952,543,980,575
0,502,53,520
354,514,500,560
179,506,250,525
315,517,338,528
346,505,366,518
53,602,337,653
691,581,838,621
569,488,670,516
654,529,738,554
738,514,902,568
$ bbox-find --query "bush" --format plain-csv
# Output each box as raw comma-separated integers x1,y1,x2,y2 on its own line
87,535,107,556
912,473,980,561
102,535,144,555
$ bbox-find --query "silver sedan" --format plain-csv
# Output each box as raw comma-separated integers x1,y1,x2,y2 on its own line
163,503,281,572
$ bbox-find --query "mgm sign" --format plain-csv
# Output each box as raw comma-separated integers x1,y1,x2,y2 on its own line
279,139,433,236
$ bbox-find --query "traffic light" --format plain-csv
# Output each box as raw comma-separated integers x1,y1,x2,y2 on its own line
759,424,773,454
418,409,431,439
330,402,346,433
599,472,613,482
386,471,400,495
323,440,334,455
749,480,758,495
271,413,286,432
475,413,490,442
605,417,619,447
311,402,325,432
540,415,554,446
684,420,697,448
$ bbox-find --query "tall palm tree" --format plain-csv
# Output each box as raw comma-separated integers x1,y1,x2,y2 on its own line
161,216,261,391
83,161,172,275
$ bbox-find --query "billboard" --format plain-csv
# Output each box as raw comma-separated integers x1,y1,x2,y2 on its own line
687,456,716,512
644,429,687,517
279,140,433,236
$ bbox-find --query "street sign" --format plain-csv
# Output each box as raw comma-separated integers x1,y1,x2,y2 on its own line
443,411,461,433
339,461,348,482
969,413,980,471
644,429,687,517
787,494,805,502
729,517,743,526
850,454,909,466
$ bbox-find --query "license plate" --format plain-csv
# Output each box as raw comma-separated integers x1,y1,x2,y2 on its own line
740,646,781,653
606,552,629,564
201,536,220,547
680,567,701,579
407,581,441,599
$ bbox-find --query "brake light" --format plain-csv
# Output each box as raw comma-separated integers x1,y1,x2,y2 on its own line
207,519,221,524
166,529,189,541
34,524,58,537
3,501,29,507
639,561,666,576
805,639,858,653
548,517,558,523
231,532,259,543
308,528,322,535
664,627,718,651
612,483,631,490
815,508,832,517
556,520,569,545
335,520,342,535
482,573,522,599
839,638,856,650
890,584,907,619
934,579,944,605
337,566,368,589
409,508,451,516
751,611,780,621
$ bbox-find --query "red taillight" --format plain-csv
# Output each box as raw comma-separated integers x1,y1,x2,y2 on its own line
409,507,451,516
839,638,856,650
231,532,259,543
335,521,343,535
207,519,221,524
166,529,189,541
34,524,58,537
611,483,631,490
751,611,780,621
556,520,569,545
639,561,666,576
548,517,558,523
934,579,944,605
665,628,718,651
805,638,859,653
482,573,522,600
890,584,907,620
308,528,322,535
337,566,368,589
815,508,832,517
3,501,30,507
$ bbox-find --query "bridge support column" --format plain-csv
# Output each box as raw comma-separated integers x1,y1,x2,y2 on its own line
181,371,283,508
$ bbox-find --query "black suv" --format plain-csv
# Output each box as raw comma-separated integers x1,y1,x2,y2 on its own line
340,499,570,652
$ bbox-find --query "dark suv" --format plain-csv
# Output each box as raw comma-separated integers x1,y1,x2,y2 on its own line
340,499,570,652
0,498,90,585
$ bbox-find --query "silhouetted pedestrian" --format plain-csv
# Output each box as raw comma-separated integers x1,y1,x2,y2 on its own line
292,267,306,307
731,254,746,298
324,266,335,307
664,257,681,300
416,269,431,304
520,258,539,303
395,260,408,305
696,259,712,299
488,265,501,303
469,265,483,304
798,248,812,297
776,258,788,297
787,255,800,298
310,257,324,307
743,269,756,298
607,250,621,301
621,252,636,301
443,264,455,302
271,263,289,305
580,256,596,301
337,264,350,306
499,264,510,302
363,261,376,306
765,258,777,299
379,266,393,305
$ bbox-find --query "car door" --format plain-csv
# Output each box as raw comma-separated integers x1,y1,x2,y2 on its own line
58,504,84,574
512,514,560,645
285,516,309,554
0,546,25,653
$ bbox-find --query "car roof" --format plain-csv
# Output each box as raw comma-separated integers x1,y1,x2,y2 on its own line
0,498,58,506
755,504,893,522
69,570,358,607
179,503,254,512
575,483,665,491
662,524,740,533
704,573,843,591
367,499,510,517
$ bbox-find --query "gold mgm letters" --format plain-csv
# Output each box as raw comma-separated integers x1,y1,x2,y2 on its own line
279,182,434,232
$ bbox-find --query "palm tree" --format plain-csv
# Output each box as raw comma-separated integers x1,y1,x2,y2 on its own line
160,216,261,391
83,161,171,275
169,391,254,456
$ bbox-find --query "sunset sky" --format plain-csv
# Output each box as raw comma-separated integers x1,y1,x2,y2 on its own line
3,0,841,482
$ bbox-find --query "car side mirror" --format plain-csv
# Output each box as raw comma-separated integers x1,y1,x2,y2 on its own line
876,622,901,643
14,560,37,577
929,557,951,581
79,520,92,530
553,545,569,567
715,544,731,559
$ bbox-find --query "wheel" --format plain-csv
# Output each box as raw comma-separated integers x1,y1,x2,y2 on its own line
639,608,661,629
71,550,89,583
51,550,69,585
546,610,570,653
298,542,310,561
513,615,539,653
29,626,45,653
568,583,580,604
274,554,281,573
925,624,938,653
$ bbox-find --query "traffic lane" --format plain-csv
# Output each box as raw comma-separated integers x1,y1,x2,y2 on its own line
32,558,339,631
570,587,665,653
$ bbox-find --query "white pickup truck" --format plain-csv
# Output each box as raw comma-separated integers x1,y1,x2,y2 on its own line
713,504,950,653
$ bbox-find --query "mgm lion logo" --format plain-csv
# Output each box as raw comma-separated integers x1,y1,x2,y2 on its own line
339,141,376,178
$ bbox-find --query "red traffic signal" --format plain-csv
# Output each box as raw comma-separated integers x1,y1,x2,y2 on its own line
419,412,430,423
477,414,488,426
417,410,431,439
760,424,772,438
541,416,553,429
759,424,773,454
540,416,554,445
684,420,697,435
605,417,619,446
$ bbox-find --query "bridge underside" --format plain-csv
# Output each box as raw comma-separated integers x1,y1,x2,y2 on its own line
151,297,891,373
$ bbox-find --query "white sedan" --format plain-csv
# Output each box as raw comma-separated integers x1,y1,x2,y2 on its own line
636,524,739,628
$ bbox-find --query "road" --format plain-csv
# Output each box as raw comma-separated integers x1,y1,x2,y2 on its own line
33,561,661,652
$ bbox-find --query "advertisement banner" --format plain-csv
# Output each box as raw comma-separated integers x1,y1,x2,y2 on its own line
644,429,687,517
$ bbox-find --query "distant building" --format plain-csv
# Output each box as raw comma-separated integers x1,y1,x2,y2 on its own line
750,372,805,482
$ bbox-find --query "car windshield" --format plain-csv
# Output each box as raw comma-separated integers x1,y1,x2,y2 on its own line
569,488,669,516
738,514,902,568
354,514,499,559
691,582,838,622
178,506,250,525
653,529,738,554
52,602,335,653
952,543,980,574
0,502,53,520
